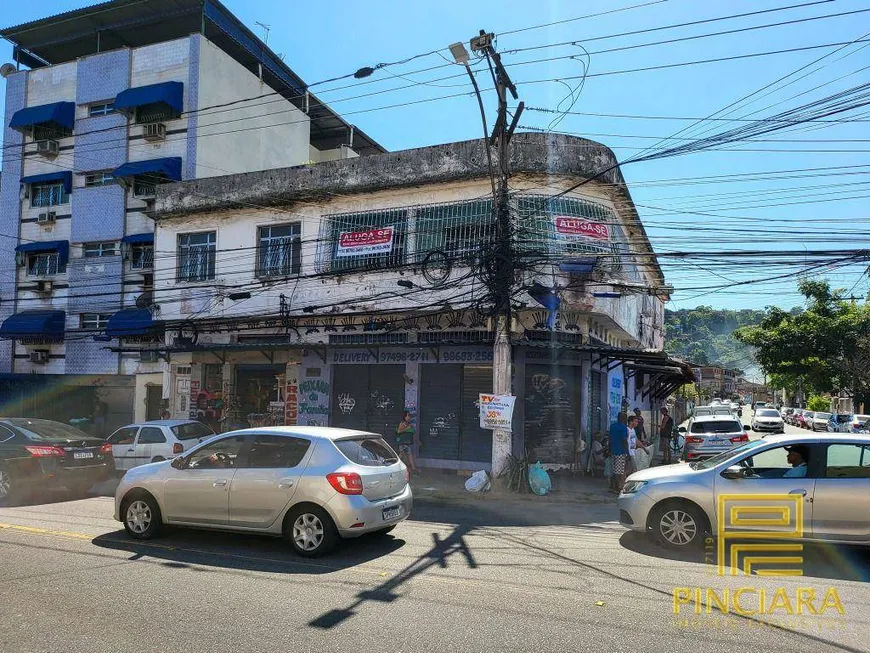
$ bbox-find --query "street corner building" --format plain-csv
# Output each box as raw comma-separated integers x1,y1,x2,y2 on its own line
141,130,692,472
0,0,382,434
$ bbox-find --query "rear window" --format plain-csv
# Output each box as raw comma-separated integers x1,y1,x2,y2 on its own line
757,409,780,417
5,418,102,442
171,422,215,440
856,415,870,422
690,420,743,434
335,437,398,466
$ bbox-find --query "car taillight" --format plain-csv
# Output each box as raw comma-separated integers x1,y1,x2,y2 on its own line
100,443,113,455
173,443,184,454
326,472,364,495
24,445,64,457
685,436,704,444
730,434,750,443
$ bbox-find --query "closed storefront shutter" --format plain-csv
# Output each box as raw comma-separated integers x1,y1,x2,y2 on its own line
524,364,580,464
331,365,405,437
460,365,492,462
331,365,371,430
591,370,603,434
419,364,462,460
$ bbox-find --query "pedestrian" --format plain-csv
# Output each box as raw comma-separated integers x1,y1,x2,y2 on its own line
633,407,646,443
659,407,675,464
395,410,419,476
608,412,630,493
627,414,651,474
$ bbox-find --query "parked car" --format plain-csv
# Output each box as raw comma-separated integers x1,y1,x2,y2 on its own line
789,409,805,426
678,415,750,462
619,434,870,548
810,412,833,431
114,426,412,557
0,418,113,505
107,420,215,472
751,408,785,435
797,411,813,429
827,414,853,433
851,414,870,433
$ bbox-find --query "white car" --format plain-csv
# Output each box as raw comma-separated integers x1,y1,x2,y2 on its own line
107,420,216,472
810,412,833,432
751,408,785,435
852,415,870,433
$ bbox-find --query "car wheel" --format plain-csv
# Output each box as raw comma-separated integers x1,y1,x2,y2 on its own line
0,466,15,507
123,493,162,540
285,505,338,557
151,456,165,463
651,502,706,549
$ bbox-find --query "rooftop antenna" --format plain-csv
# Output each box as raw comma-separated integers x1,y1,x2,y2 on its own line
254,21,270,45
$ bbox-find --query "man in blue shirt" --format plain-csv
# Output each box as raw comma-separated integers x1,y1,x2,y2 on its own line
783,445,809,478
609,412,630,493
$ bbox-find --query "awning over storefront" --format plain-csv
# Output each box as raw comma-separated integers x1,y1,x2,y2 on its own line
21,171,72,193
105,308,159,338
121,233,154,245
558,257,597,274
111,157,182,182
9,101,75,132
0,310,65,340
15,240,70,267
114,81,183,116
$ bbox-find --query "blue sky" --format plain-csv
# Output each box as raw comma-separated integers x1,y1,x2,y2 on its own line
2,0,868,311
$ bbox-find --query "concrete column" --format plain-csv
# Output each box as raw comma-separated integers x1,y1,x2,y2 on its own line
580,356,591,451
491,315,512,476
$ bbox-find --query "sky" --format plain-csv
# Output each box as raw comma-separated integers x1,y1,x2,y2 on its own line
2,0,868,312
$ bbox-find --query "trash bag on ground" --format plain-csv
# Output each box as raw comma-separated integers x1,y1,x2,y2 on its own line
528,461,552,495
465,469,491,492
633,447,651,471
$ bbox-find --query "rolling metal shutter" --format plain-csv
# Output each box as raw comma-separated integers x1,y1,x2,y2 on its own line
330,365,405,438
524,364,581,464
419,364,462,460
331,365,371,430
459,365,492,462
591,370,604,434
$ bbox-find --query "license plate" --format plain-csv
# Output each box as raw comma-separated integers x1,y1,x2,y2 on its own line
382,506,402,521
709,438,724,444
73,451,94,460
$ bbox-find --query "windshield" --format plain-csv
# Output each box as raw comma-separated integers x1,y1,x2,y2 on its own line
5,418,103,442
757,409,781,418
690,420,743,434
815,412,832,420
692,440,764,470
804,412,814,418
334,437,399,466
171,422,215,440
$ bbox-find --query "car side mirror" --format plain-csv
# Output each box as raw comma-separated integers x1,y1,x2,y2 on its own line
721,465,745,480
678,426,687,433
171,456,187,470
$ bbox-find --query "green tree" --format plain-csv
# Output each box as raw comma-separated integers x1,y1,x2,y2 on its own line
735,280,870,407
807,395,830,412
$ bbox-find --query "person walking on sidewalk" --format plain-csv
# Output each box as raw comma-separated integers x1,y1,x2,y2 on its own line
659,407,675,464
396,411,420,475
609,412,630,493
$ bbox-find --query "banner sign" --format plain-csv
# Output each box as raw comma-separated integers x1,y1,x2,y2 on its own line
553,216,609,242
479,393,516,430
336,227,394,257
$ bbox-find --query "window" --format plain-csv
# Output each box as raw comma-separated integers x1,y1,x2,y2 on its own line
31,182,69,207
136,103,174,124
178,232,216,282
80,313,111,330
133,178,156,198
335,437,398,466
326,209,406,273
88,102,115,117
257,223,301,277
171,422,214,441
187,435,244,469
84,241,119,258
245,434,310,468
108,427,138,445
414,200,494,264
0,426,16,444
26,252,65,276
131,244,154,269
689,420,743,434
84,172,114,187
137,427,167,445
825,444,870,478
32,124,71,141
736,444,811,479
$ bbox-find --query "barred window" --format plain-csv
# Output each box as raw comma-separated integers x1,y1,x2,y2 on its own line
414,200,494,264
26,252,65,276
178,232,216,282
326,209,407,273
131,244,154,270
84,241,119,258
133,178,156,197
257,223,301,277
32,124,71,140
31,182,69,208
136,103,174,124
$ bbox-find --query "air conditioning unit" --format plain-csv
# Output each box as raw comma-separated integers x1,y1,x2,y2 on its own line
37,211,56,225
29,350,49,364
35,279,53,294
143,122,166,142
36,139,59,157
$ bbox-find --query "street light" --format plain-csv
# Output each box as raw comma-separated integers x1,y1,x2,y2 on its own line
449,42,470,65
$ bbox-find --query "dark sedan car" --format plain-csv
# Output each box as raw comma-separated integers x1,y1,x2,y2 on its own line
0,418,113,505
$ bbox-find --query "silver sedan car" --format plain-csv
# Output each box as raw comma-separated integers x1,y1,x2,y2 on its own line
618,434,870,548
114,427,412,556
679,414,750,461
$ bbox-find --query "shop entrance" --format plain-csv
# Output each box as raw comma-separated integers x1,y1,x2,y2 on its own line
330,365,405,437
236,365,286,427
524,364,582,464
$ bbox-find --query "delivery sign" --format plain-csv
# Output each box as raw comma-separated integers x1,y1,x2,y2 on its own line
479,393,516,430
336,227,394,257
553,216,609,242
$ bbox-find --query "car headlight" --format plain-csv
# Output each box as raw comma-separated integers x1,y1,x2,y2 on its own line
621,480,648,494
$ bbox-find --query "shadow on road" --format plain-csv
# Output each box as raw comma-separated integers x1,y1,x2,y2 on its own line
410,496,615,528
92,527,405,575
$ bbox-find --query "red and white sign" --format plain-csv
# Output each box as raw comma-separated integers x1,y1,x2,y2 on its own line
336,227,394,257
553,216,609,242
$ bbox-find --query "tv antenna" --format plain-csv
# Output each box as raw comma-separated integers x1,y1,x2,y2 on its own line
254,21,270,45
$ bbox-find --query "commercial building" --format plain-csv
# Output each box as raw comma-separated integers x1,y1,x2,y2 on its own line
0,0,381,433
145,133,692,470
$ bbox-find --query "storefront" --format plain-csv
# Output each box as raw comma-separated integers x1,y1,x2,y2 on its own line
330,363,405,438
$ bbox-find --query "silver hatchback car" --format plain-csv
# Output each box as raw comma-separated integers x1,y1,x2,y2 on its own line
679,414,750,461
619,434,870,548
114,427,412,556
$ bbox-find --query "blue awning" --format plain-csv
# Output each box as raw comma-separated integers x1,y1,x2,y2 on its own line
111,157,182,182
114,82,183,116
105,309,158,338
121,233,154,245
9,102,75,132
15,240,69,266
0,310,65,340
21,171,72,194
559,257,598,274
